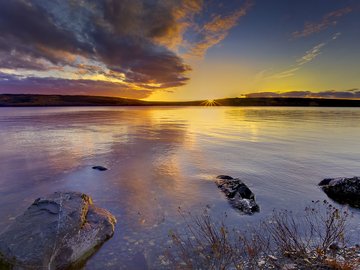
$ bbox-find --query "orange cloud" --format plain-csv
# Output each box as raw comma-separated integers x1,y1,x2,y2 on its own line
154,0,203,50
186,0,254,58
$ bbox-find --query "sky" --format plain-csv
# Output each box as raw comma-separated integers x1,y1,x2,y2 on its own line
0,0,359,101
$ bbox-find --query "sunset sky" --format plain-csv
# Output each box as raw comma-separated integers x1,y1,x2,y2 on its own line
0,0,359,101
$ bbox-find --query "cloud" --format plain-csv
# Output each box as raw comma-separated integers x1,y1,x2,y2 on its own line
332,32,341,40
244,89,360,99
186,0,253,57
0,73,151,98
296,43,326,65
0,0,192,91
268,42,325,79
292,7,352,38
268,67,300,79
0,0,250,97
268,32,340,80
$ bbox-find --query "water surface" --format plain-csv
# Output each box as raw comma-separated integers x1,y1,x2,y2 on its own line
0,107,359,269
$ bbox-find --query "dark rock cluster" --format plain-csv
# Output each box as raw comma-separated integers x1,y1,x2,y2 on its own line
319,176,360,208
215,175,260,215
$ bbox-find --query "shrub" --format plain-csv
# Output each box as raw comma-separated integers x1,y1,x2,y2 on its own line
167,201,358,270
265,200,350,257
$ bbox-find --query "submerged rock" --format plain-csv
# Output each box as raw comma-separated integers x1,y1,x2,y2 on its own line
215,175,259,215
319,176,360,208
92,165,108,171
0,191,116,269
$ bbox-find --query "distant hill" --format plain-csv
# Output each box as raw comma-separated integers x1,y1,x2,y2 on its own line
0,94,148,106
1,94,360,107
0,94,202,106
216,97,360,107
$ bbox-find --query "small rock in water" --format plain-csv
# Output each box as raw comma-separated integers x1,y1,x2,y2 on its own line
215,175,259,215
0,191,116,269
92,165,108,171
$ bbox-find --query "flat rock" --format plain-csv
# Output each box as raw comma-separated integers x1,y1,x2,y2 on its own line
319,177,360,208
0,191,116,269
215,175,259,215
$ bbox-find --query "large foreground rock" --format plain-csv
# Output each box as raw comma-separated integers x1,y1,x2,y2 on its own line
319,177,360,208
0,192,116,269
215,175,259,215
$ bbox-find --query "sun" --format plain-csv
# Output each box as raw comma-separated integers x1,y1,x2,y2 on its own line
202,99,219,106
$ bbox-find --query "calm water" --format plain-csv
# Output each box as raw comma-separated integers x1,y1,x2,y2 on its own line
0,106,359,269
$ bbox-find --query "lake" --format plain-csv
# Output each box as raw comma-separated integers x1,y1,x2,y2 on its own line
0,106,359,269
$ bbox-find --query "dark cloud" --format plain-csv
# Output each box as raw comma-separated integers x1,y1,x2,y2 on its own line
0,73,151,99
0,1,89,66
0,0,199,95
0,0,252,97
244,90,360,99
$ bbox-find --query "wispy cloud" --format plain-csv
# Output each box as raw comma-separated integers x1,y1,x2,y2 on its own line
185,0,254,58
269,32,339,79
332,32,341,40
268,42,325,79
292,7,352,38
296,43,326,65
269,67,300,79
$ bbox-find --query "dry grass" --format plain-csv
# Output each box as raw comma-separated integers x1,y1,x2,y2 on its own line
265,200,349,257
167,201,359,270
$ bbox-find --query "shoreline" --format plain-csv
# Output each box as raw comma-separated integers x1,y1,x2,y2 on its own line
1,94,360,107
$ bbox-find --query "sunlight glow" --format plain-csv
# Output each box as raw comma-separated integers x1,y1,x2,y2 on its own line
201,99,219,106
